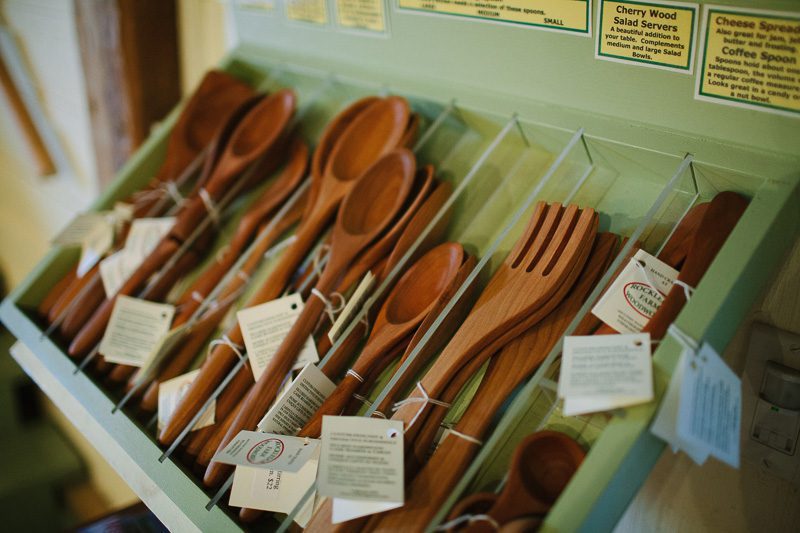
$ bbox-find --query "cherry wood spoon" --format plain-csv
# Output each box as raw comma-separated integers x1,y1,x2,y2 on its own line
299,242,466,438
203,149,417,487
157,98,410,446
66,90,297,357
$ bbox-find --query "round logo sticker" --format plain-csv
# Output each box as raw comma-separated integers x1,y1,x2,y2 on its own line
246,438,285,465
623,282,664,318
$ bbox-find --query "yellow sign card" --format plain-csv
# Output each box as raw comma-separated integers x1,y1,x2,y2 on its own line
697,7,800,116
336,0,386,32
597,1,698,72
397,0,591,35
286,0,328,25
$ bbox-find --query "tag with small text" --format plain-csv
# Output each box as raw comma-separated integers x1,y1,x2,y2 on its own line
318,416,404,504
99,296,175,366
158,369,214,431
230,450,319,527
592,250,677,333
76,217,114,277
258,363,336,435
99,217,174,297
677,343,741,468
213,430,319,473
238,294,319,382
559,333,653,416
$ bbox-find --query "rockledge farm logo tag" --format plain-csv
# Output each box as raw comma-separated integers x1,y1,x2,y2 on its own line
248,438,286,465
623,281,665,318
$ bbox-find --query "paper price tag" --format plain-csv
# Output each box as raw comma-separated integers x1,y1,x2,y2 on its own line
99,217,175,297
258,363,336,435
592,249,677,333
238,294,319,382
213,430,319,473
559,333,653,416
651,347,710,465
52,213,108,246
318,416,404,504
132,324,189,386
230,450,320,527
158,369,215,431
99,296,175,366
329,271,375,342
76,217,114,277
677,343,741,468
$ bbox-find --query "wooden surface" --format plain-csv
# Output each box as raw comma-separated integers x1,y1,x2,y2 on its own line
74,0,180,186
615,235,800,533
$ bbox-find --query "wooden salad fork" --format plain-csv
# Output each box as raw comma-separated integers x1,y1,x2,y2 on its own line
389,203,598,436
368,234,618,532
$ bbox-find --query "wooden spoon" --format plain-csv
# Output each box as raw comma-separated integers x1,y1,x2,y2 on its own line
66,90,297,357
299,242,466,438
157,98,410,446
478,431,585,529
203,149,417,487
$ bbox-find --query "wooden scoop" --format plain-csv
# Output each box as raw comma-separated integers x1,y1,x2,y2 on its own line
157,98,410,446
66,90,297,358
203,149,417,487
299,242,466,438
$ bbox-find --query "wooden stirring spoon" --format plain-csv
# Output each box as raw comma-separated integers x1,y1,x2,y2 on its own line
203,149,417,487
157,97,410,447
299,242,466,438
67,90,297,358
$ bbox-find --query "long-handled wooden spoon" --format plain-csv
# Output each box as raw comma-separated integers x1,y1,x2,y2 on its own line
157,97,410,446
202,149,417,487
299,242,466,438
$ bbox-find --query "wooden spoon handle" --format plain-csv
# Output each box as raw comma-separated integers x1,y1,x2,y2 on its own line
197,395,246,467
184,365,254,457
38,266,78,318
203,292,328,487
139,305,228,412
158,324,246,445
56,268,106,339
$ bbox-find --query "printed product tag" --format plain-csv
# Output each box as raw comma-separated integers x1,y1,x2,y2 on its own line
558,333,653,416
328,271,375,342
318,416,404,504
230,449,320,527
99,217,175,297
258,363,336,435
52,212,108,246
76,216,115,277
592,249,677,333
676,343,741,468
131,324,189,386
213,430,319,473
158,369,215,431
238,294,319,381
99,295,175,366
651,347,710,465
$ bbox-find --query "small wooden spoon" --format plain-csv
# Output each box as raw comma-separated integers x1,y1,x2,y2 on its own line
203,149,417,487
299,242,466,438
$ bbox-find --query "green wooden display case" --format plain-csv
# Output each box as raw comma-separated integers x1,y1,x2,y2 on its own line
2,1,798,531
